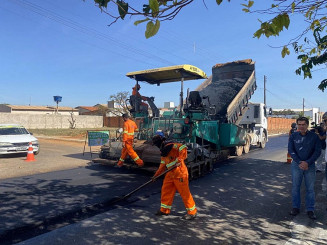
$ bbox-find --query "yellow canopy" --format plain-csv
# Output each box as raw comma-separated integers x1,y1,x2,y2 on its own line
126,65,207,84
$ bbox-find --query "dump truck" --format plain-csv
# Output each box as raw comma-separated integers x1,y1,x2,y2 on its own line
96,59,268,179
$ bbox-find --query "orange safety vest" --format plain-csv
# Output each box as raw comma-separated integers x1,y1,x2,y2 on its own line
154,143,188,179
132,86,147,101
122,119,138,142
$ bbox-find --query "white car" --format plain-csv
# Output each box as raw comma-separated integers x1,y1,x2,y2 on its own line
0,124,40,155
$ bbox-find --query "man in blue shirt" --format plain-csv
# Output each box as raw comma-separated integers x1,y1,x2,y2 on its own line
288,117,321,219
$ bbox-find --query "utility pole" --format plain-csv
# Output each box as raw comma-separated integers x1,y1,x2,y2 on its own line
302,98,305,115
264,75,267,106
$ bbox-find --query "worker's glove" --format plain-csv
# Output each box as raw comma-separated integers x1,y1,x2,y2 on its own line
176,162,181,167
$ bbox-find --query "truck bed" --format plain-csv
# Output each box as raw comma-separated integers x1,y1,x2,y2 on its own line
196,59,256,124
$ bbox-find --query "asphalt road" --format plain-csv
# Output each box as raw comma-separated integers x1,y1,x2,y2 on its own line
1,135,327,244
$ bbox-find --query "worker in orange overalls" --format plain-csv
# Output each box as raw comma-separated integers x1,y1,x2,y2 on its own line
117,113,144,167
152,134,197,220
132,84,149,111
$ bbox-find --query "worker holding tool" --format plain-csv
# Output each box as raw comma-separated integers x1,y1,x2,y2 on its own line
152,134,197,220
117,113,144,167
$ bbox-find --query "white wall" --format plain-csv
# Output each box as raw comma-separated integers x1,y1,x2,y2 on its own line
0,113,103,129
10,111,78,115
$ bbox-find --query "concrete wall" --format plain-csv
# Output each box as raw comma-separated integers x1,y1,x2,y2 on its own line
0,113,103,129
10,111,79,115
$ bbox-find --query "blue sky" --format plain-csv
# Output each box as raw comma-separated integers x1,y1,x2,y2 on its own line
0,0,326,111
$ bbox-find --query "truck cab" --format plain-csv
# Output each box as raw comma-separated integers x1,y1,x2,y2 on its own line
239,103,268,148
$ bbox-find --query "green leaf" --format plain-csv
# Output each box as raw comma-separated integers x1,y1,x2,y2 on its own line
216,0,223,5
310,20,321,31
143,4,151,14
117,0,128,20
253,29,263,38
242,8,249,13
281,13,290,29
145,20,160,39
318,79,327,92
295,67,301,76
149,0,159,15
134,18,150,26
291,2,295,13
248,1,254,8
94,0,110,8
309,48,316,55
281,46,290,58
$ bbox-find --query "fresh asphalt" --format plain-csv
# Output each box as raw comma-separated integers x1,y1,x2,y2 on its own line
1,135,327,244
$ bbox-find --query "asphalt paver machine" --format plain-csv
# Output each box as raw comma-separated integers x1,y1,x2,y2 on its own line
97,60,268,179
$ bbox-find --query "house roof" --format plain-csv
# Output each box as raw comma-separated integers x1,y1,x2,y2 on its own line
94,104,108,107
76,106,99,112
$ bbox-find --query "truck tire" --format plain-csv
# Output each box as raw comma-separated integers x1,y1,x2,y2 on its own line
260,133,267,149
233,146,243,156
243,136,250,154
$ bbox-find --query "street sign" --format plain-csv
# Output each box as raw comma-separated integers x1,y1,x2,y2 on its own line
87,131,109,146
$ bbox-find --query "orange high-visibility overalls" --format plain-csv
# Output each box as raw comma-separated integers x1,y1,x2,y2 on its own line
118,119,143,166
132,86,148,109
153,143,197,215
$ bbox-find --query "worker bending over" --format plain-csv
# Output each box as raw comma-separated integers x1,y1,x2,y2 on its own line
152,134,197,220
117,113,144,167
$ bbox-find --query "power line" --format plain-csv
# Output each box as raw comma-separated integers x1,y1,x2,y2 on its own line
265,89,303,108
9,0,174,66
39,0,198,66
159,29,227,65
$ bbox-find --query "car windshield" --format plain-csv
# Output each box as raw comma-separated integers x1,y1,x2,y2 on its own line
0,127,29,135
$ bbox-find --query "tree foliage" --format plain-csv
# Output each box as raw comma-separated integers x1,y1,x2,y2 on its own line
247,0,327,91
273,109,296,115
88,0,197,38
108,91,130,116
89,0,326,90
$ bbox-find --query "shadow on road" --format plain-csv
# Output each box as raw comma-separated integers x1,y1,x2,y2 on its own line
1,154,326,244
0,153,26,158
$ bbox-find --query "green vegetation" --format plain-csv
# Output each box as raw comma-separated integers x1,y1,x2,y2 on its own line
89,0,326,91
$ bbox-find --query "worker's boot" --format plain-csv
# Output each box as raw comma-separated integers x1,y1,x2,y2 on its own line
117,161,124,167
183,213,197,220
155,210,169,216
136,159,144,167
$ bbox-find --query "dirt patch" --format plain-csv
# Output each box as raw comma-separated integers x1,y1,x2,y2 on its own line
29,127,118,138
0,138,100,179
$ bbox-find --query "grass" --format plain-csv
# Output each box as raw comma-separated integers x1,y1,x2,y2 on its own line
29,127,119,138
